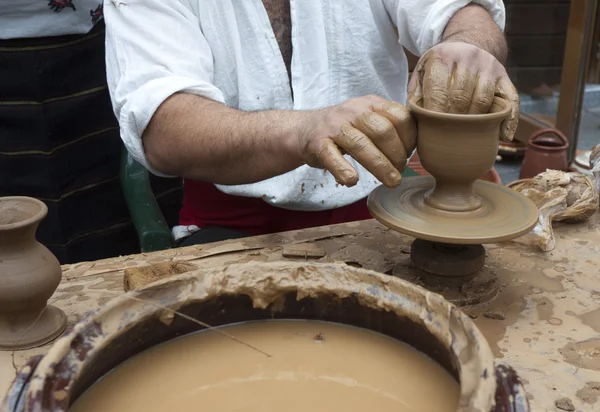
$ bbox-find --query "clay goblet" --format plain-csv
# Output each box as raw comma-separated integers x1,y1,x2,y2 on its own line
409,98,511,212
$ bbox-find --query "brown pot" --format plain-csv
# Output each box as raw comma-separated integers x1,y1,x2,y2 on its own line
519,128,569,179
0,197,67,351
408,152,502,185
2,262,530,412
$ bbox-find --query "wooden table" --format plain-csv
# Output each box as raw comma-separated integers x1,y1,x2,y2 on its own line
1,214,599,411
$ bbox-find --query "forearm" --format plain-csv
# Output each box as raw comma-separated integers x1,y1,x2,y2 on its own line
441,3,507,64
143,93,306,184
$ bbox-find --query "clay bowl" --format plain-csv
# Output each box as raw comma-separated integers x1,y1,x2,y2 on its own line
407,152,502,185
506,178,531,191
2,262,530,412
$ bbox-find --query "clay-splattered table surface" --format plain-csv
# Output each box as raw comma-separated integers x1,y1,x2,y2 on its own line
1,214,599,411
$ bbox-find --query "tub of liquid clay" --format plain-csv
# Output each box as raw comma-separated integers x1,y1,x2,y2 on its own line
2,262,529,412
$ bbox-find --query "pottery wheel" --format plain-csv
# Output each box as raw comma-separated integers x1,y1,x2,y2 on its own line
368,176,538,244
393,263,500,307
410,239,485,277
401,239,498,306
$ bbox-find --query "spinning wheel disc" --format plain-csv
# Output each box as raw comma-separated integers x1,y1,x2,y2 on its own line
368,176,538,244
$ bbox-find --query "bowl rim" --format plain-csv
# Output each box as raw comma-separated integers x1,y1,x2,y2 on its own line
409,97,511,122
0,196,47,231
20,262,499,412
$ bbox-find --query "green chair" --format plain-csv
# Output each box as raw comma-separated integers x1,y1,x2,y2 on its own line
120,148,174,252
120,147,420,252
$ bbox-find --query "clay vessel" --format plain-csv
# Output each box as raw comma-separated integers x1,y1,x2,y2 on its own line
409,98,511,212
2,261,530,412
407,152,502,185
519,128,569,179
0,197,67,350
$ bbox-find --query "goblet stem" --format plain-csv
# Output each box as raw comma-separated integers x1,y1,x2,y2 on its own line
424,180,483,212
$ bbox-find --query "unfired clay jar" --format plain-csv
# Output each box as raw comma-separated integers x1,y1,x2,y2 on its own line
519,128,569,179
2,262,530,412
0,197,67,350
409,98,510,212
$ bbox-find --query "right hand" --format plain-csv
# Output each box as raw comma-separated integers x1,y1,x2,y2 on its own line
297,95,416,188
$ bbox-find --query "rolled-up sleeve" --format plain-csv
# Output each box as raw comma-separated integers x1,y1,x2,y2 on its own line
381,0,506,56
104,0,225,176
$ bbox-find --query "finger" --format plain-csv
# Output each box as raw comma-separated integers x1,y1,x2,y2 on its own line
468,72,495,114
372,102,417,159
313,138,359,187
332,122,402,187
447,66,477,114
353,111,406,171
495,76,520,141
422,55,452,112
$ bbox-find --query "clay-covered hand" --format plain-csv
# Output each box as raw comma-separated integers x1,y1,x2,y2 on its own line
298,95,416,188
408,42,519,141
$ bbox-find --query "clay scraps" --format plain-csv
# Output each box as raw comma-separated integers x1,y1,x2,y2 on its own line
510,170,598,251
590,144,600,197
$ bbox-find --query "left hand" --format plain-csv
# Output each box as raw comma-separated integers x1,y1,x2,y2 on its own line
407,42,519,141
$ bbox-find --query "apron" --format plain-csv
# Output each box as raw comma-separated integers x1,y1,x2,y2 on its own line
0,20,182,263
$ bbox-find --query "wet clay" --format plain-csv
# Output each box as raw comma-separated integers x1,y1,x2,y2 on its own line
510,170,598,252
68,320,459,412
577,382,600,405
368,98,538,244
580,308,600,334
0,197,67,350
560,338,600,371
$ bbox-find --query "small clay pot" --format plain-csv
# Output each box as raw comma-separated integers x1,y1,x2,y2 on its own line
0,197,67,351
506,179,531,192
2,262,530,412
519,128,569,179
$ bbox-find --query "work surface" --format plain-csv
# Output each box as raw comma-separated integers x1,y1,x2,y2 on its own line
1,214,599,411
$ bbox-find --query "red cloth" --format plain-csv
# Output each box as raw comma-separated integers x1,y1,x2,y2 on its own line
179,179,372,235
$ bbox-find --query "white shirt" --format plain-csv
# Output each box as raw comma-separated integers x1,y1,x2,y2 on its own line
0,0,103,39
104,0,505,212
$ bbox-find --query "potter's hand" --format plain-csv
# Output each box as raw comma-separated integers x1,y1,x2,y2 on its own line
408,42,519,141
298,95,416,188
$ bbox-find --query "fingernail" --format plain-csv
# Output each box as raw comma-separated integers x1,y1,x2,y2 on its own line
343,170,358,185
387,171,401,186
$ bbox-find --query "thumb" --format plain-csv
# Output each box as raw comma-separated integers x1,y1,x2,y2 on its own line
495,76,520,142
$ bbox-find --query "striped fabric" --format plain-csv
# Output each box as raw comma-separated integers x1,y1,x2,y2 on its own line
0,20,182,264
